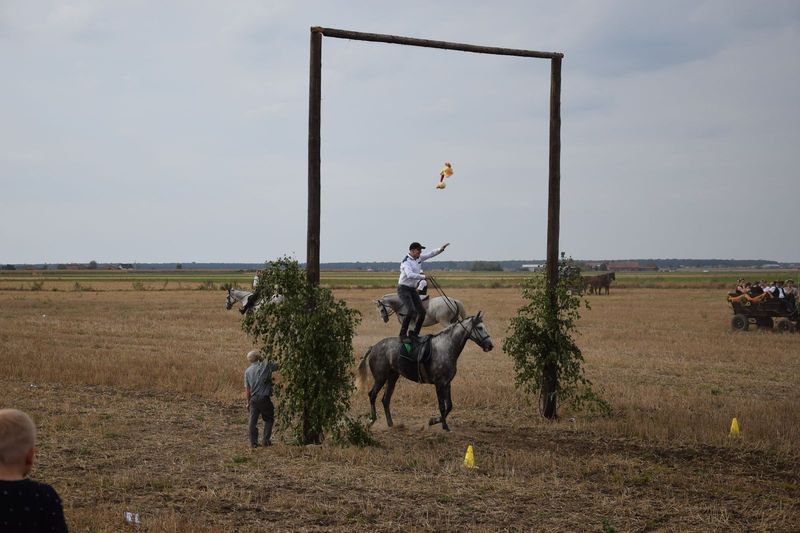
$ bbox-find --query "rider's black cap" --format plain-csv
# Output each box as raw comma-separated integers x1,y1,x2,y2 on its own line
409,242,425,251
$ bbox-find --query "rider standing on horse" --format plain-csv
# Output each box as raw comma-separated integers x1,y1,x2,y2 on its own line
398,241,450,340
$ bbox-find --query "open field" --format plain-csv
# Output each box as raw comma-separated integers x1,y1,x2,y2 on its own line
2,268,799,291
1,275,799,531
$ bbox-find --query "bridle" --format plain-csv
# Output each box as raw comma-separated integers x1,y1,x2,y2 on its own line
376,298,395,321
454,313,492,352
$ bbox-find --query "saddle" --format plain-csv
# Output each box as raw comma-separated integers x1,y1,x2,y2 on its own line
397,335,433,383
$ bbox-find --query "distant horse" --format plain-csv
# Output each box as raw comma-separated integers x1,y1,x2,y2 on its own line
581,275,600,295
374,293,467,329
225,288,283,314
593,272,615,295
356,313,493,431
583,272,615,295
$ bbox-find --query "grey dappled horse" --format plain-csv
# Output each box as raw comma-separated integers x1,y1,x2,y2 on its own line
356,313,493,431
375,293,467,329
225,288,283,314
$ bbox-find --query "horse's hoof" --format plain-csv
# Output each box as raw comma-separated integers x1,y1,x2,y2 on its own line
442,425,450,432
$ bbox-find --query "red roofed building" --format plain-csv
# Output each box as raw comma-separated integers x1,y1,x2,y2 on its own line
606,261,658,271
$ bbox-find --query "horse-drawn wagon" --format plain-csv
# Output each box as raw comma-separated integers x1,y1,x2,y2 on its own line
729,296,798,332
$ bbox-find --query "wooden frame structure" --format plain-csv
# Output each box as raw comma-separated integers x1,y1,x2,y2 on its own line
307,27,563,417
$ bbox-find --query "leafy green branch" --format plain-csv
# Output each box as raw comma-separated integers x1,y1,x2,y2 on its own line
503,254,609,417
242,257,371,445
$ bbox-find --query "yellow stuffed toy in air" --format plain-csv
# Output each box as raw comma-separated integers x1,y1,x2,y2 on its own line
436,162,453,190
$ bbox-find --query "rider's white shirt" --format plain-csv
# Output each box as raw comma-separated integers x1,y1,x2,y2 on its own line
398,247,444,288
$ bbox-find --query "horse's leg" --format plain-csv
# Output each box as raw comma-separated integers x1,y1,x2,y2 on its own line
434,384,450,431
444,383,453,418
382,372,400,427
428,383,454,427
368,374,387,423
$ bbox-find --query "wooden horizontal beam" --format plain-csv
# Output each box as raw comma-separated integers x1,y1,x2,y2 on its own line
312,27,563,60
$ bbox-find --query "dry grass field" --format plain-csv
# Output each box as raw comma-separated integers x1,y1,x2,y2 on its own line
1,283,798,531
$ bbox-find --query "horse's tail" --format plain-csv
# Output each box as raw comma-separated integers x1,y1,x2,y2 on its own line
356,347,372,390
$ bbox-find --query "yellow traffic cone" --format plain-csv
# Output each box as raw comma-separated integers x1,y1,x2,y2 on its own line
463,444,476,469
729,417,740,437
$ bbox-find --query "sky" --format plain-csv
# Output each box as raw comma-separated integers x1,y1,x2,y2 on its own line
1,0,799,264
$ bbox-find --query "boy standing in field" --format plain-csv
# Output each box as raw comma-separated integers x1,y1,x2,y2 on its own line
244,350,278,448
0,408,68,532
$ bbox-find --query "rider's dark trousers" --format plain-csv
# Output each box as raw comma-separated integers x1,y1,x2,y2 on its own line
398,284,425,336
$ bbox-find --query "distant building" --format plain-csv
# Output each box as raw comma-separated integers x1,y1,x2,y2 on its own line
606,261,658,272
118,263,135,270
521,264,544,272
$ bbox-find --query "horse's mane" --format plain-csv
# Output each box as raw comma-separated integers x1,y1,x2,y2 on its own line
429,315,476,338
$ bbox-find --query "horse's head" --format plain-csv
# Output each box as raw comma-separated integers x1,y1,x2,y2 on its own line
610,272,616,280
375,299,390,323
225,288,234,310
469,311,494,352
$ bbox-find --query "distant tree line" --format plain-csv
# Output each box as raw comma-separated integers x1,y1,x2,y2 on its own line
469,261,503,272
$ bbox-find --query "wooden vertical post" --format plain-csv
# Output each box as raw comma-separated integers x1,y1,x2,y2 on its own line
303,27,324,445
307,28,322,287
542,56,562,420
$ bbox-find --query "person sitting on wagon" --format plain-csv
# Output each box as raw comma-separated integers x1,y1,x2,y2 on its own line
773,280,786,299
785,280,797,312
729,279,744,297
772,280,788,312
728,281,771,304
750,282,765,297
764,280,778,297
728,282,748,302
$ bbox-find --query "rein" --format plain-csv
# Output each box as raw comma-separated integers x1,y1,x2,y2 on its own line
427,275,489,349
427,275,460,321
451,314,490,352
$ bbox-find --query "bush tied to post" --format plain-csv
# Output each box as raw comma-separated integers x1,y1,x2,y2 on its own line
241,257,370,445
504,254,609,418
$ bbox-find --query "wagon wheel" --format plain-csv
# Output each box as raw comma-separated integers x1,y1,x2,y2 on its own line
731,314,748,331
755,317,774,329
776,319,790,333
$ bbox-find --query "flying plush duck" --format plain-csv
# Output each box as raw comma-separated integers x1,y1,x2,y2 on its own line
436,162,453,189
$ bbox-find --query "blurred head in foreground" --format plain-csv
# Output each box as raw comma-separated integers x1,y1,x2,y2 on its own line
0,409,36,478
